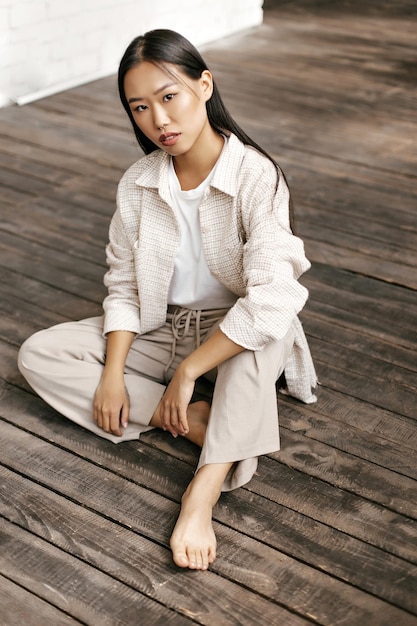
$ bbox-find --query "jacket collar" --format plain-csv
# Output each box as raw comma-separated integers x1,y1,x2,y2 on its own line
134,133,245,198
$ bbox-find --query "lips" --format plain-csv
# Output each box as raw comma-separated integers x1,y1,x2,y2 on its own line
159,132,180,146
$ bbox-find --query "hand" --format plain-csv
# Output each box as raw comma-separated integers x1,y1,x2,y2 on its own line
155,365,195,438
93,372,130,437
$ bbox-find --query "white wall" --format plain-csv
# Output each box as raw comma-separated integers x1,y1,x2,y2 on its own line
0,0,263,107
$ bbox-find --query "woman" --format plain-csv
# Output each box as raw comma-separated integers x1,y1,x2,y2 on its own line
18,29,317,571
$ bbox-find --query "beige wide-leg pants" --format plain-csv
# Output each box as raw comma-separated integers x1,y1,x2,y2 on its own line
18,307,295,491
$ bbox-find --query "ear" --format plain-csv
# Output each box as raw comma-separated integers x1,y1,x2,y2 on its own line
199,69,214,102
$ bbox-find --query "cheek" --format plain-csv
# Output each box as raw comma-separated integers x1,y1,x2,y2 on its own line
186,100,207,123
133,113,150,130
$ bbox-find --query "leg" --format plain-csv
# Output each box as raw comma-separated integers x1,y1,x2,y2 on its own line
168,329,295,569
198,326,296,491
170,461,233,570
150,399,211,447
167,329,295,569
18,317,166,443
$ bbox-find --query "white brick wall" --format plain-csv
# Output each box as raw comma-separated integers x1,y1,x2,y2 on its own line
0,0,263,107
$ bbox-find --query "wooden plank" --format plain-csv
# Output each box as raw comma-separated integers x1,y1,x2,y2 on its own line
0,268,102,325
314,358,416,420
303,238,417,289
218,86,417,177
304,314,417,373
278,400,417,479
0,342,26,388
283,385,417,451
273,427,417,517
0,230,106,302
0,137,128,180
279,150,417,222
0,107,136,168
279,390,417,454
0,296,68,347
0,184,34,207
203,10,417,175
0,445,311,625
0,150,75,185
304,299,416,351
299,203,417,253
0,164,64,197
300,220,415,267
1,388,417,614
0,574,82,626
307,262,417,309
308,335,417,392
263,0,417,17
4,465,412,626
0,519,196,626
32,89,129,130
303,278,417,334
1,200,108,254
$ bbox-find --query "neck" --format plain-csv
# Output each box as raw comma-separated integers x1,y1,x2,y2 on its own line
173,127,224,191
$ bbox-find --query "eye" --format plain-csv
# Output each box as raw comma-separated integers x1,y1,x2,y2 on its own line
163,93,176,102
133,104,147,113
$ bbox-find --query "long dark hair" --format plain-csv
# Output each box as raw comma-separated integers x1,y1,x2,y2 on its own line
118,29,294,230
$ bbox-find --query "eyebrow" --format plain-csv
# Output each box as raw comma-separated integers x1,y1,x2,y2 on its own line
128,81,177,103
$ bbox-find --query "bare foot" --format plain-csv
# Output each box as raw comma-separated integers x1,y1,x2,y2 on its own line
170,462,233,570
170,491,216,570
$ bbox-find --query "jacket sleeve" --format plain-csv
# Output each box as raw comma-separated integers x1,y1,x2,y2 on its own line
220,167,311,351
102,186,141,337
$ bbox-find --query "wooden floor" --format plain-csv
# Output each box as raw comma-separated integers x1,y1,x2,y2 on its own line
1,1,417,624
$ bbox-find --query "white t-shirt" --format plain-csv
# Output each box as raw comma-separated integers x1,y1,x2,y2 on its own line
167,157,238,310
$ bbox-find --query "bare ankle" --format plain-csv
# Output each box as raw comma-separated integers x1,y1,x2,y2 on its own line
184,401,210,447
170,463,233,570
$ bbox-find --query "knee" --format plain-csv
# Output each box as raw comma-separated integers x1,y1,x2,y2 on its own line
18,329,50,375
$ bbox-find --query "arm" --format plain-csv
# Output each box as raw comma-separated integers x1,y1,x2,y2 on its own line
155,328,245,437
93,330,135,436
220,167,310,351
103,186,141,337
96,177,140,436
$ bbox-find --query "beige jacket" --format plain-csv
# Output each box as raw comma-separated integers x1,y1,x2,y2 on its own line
103,134,318,403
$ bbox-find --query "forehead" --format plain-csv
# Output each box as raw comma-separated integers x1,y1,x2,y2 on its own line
123,61,187,96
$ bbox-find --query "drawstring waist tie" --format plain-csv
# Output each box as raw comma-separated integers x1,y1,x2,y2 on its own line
163,305,228,383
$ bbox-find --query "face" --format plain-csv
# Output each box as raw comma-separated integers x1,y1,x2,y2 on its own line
124,61,213,156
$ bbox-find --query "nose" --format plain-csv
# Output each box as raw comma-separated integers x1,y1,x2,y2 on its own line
153,105,169,131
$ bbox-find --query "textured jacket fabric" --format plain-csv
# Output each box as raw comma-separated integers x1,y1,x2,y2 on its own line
103,134,318,403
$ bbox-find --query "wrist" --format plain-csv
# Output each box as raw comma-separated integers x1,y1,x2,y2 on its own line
102,363,125,381
178,358,199,382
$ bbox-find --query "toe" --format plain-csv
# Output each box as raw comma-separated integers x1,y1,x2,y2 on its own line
200,550,209,571
172,547,189,568
208,545,216,565
187,548,199,570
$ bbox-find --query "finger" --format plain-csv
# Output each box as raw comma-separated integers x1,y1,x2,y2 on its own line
101,409,117,434
109,411,122,436
95,408,103,429
177,406,189,435
163,403,178,438
121,401,129,429
100,412,109,432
